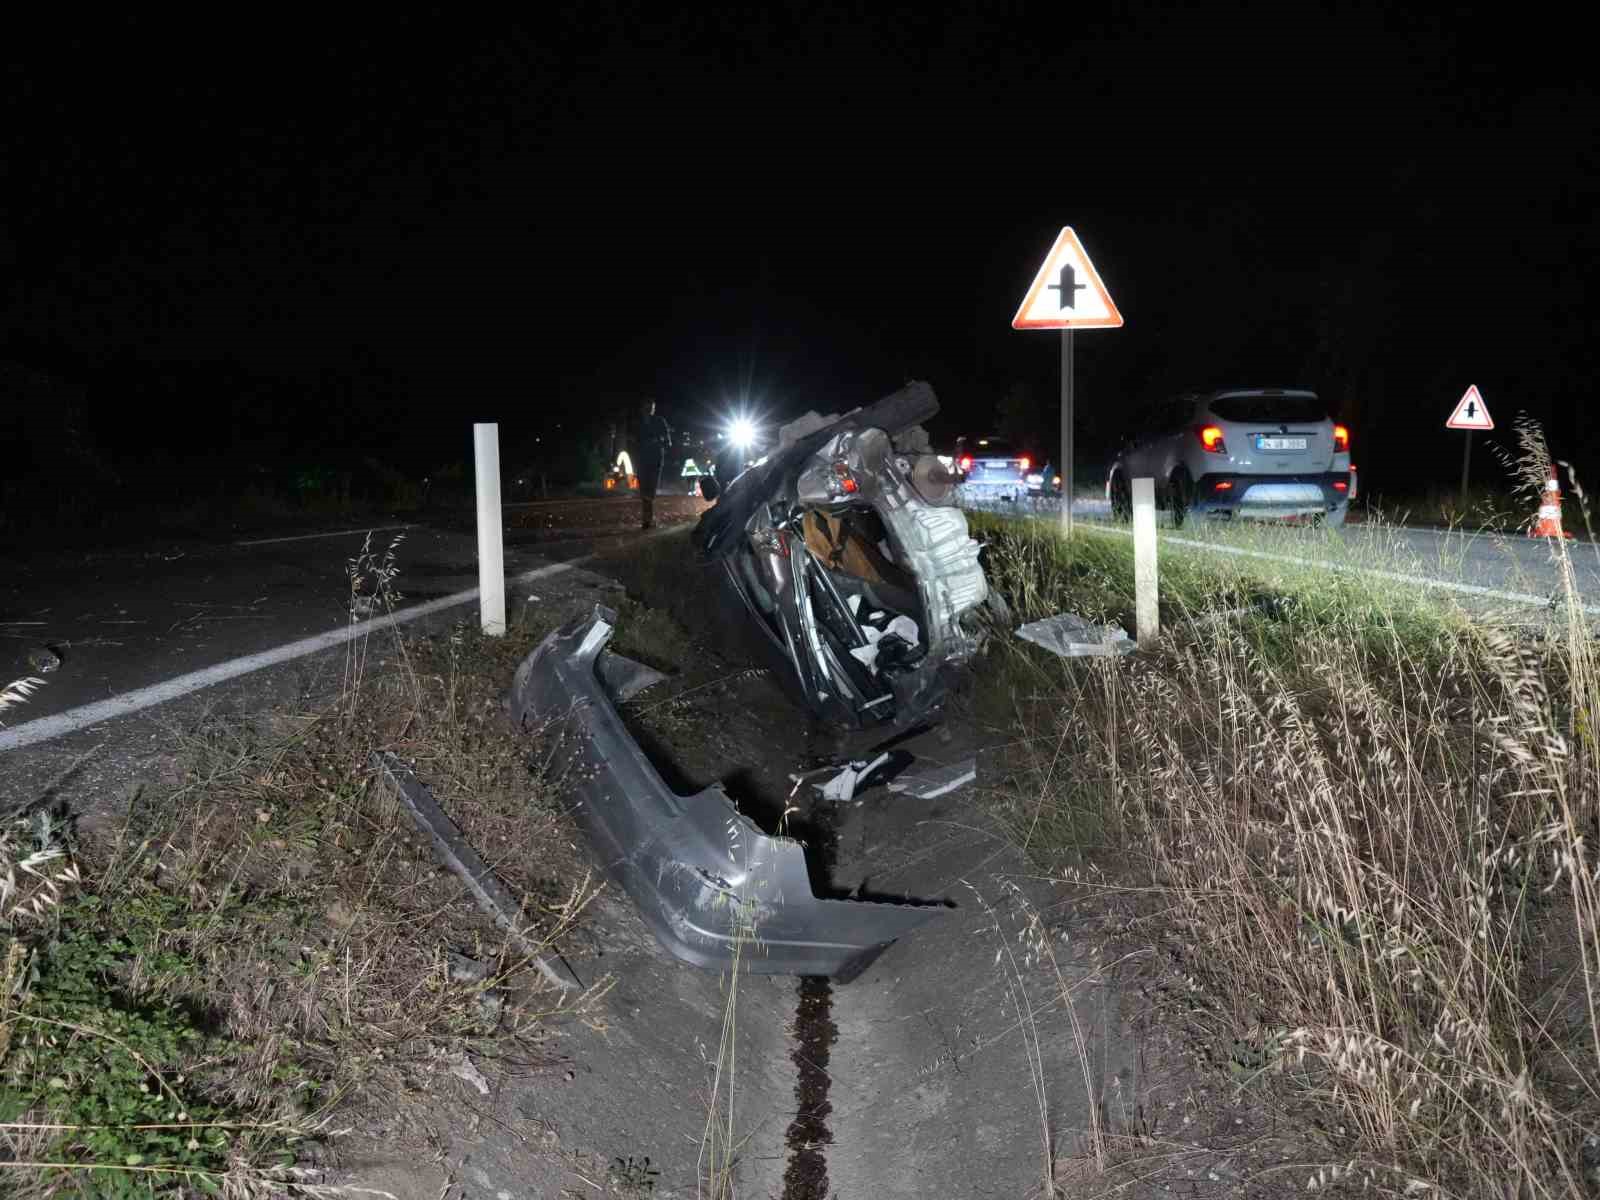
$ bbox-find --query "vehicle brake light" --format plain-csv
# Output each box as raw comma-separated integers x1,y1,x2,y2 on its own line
1214,480,1233,491
1333,424,1349,452
1199,425,1227,454
1333,479,1348,492
958,455,973,472
1017,456,1030,472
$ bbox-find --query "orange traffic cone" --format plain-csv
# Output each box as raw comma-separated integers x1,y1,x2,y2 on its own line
1529,463,1575,539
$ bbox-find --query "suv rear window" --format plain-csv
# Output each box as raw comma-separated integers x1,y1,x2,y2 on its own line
1207,394,1327,424
962,437,1013,455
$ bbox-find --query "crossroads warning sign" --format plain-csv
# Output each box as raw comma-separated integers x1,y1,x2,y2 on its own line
1011,227,1123,330
1446,385,1493,431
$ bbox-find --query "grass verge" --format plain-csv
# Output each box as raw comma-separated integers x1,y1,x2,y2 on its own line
1,546,605,1196
969,429,1600,1197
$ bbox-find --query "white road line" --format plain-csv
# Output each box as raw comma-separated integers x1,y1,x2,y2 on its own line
1074,521,1600,616
235,524,413,547
0,561,581,752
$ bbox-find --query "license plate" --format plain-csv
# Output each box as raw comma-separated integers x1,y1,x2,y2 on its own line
1255,436,1307,451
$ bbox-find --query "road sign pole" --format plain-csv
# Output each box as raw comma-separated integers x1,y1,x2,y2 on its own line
1460,430,1472,504
1060,328,1074,539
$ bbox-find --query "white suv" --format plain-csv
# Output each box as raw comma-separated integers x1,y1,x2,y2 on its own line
1106,388,1352,527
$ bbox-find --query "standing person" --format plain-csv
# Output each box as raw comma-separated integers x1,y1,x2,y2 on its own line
636,398,672,529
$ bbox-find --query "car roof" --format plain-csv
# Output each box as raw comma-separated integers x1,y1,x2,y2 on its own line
1195,388,1319,402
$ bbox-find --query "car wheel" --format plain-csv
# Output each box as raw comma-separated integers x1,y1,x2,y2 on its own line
1169,467,1193,529
1108,470,1132,521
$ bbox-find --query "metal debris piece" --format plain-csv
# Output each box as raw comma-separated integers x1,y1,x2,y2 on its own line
371,751,581,992
813,751,895,802
1015,613,1135,658
887,758,977,800
510,604,941,979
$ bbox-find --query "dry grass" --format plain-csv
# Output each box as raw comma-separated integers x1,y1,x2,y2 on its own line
1,551,608,1194
976,423,1600,1197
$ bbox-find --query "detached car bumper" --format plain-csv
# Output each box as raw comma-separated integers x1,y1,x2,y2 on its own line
1192,471,1351,517
510,605,942,979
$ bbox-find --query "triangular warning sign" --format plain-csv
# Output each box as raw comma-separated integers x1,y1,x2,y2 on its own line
1012,227,1123,330
1446,385,1493,431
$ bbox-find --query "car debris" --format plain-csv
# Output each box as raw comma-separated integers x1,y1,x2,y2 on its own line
792,750,898,804
695,381,988,729
886,758,977,800
1015,612,1135,658
510,604,942,979
371,751,581,992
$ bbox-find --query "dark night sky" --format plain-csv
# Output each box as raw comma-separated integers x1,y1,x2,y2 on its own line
2,2,1594,497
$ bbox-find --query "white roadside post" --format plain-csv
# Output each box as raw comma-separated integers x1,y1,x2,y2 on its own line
474,423,507,636
1132,477,1158,647
1011,226,1123,539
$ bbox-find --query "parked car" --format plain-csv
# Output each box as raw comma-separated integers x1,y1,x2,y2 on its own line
1105,388,1351,527
953,434,1035,503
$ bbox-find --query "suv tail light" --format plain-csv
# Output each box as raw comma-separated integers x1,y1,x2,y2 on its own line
1017,456,1031,472
1198,425,1227,454
1333,424,1350,452
958,455,973,473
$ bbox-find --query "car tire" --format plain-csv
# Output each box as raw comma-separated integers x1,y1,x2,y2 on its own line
1169,467,1193,529
1108,470,1132,521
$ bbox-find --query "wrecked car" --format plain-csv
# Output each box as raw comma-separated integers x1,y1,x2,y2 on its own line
507,383,983,977
694,381,989,729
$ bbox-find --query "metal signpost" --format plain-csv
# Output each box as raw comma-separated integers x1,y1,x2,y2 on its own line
1445,384,1494,503
1012,227,1123,539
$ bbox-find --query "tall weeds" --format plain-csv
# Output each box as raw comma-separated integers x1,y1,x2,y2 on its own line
980,436,1600,1196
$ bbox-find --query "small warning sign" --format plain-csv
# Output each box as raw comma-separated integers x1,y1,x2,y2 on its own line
1011,227,1123,330
1446,385,1493,431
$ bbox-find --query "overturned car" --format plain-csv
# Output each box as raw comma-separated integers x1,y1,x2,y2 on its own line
696,381,988,729
509,383,985,978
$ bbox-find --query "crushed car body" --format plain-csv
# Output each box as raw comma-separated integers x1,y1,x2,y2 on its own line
510,604,942,978
695,381,988,729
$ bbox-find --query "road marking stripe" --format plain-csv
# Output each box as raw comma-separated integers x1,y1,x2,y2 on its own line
1075,522,1600,616
0,561,581,752
235,524,413,547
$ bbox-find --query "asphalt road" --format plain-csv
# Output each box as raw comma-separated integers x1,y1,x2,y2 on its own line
7,490,1595,752
0,495,707,739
